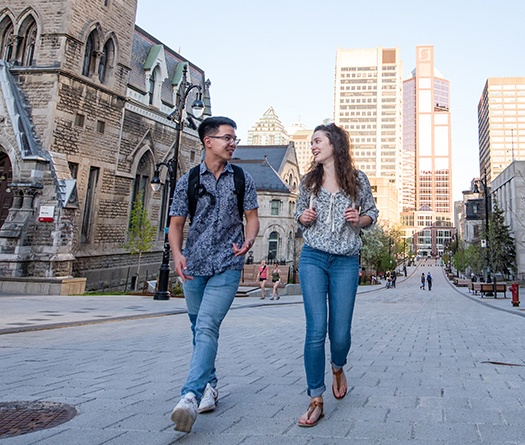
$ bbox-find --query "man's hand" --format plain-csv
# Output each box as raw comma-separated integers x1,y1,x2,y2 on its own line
234,208,259,257
173,252,193,282
233,238,254,257
168,216,193,283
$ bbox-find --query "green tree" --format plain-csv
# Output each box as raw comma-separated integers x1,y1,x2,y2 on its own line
487,203,516,278
441,252,450,268
360,227,384,273
361,226,397,274
465,244,483,275
386,224,404,262
452,241,469,276
123,193,157,290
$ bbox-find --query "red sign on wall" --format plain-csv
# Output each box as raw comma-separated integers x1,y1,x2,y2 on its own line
38,206,55,222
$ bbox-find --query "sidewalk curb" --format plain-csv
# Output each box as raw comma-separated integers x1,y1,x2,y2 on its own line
445,272,525,319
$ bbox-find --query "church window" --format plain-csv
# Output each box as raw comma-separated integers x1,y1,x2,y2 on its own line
74,113,85,127
98,38,115,83
271,200,280,216
268,231,279,261
0,19,14,61
82,30,98,77
81,167,99,243
131,153,154,227
148,66,159,105
19,18,37,66
96,120,105,133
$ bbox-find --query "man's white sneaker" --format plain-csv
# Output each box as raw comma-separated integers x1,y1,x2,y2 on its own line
198,383,218,413
171,392,198,433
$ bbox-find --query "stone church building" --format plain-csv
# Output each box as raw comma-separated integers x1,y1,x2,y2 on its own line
233,143,301,265
0,0,209,293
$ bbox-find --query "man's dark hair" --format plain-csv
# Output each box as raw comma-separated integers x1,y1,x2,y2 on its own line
198,116,237,142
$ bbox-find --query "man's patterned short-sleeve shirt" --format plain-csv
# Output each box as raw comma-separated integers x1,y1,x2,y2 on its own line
170,162,258,276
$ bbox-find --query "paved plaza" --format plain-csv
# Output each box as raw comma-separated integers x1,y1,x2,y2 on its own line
1,264,525,444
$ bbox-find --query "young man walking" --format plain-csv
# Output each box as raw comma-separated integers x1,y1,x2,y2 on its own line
427,272,433,291
168,116,260,432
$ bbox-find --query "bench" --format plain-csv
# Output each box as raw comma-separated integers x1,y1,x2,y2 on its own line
479,282,507,298
241,264,290,287
454,278,470,287
361,272,380,285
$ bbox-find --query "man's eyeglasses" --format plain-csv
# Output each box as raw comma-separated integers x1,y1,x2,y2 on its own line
207,135,241,145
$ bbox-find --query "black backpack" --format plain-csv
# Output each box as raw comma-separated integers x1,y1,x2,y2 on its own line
187,164,245,225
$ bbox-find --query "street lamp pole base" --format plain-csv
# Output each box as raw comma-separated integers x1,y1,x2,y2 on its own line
153,260,171,300
153,290,170,300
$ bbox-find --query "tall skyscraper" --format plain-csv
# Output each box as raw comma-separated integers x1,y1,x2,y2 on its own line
289,129,313,175
247,107,289,146
334,47,403,224
402,46,453,256
478,77,525,183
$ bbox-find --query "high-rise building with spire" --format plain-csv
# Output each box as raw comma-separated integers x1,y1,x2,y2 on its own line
247,107,289,146
402,45,453,256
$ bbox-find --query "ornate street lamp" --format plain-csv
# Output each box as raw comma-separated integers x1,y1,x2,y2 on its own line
474,168,492,292
150,64,205,300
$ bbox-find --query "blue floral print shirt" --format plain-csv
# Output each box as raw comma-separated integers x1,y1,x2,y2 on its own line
294,170,378,256
170,162,259,276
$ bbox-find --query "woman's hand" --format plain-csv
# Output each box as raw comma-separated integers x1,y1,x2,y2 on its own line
344,206,360,226
299,208,317,225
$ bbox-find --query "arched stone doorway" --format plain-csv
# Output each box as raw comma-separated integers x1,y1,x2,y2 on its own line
268,231,279,261
0,151,13,228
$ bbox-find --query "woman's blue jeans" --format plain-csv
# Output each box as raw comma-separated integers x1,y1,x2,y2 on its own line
181,269,241,401
299,244,359,397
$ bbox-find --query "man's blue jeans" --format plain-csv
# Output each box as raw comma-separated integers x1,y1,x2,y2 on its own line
181,269,241,401
299,244,359,397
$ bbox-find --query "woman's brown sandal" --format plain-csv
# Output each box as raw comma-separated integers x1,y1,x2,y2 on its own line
332,367,347,399
298,399,324,427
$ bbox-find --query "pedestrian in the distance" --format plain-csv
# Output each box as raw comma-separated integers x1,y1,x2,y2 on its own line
420,272,426,290
270,263,281,300
391,271,396,288
168,116,260,433
257,260,268,299
295,123,378,427
427,272,433,291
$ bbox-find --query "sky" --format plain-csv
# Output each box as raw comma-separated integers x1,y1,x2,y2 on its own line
135,0,525,201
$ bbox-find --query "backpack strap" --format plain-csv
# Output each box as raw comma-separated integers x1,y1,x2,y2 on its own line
187,165,200,225
231,164,245,222
187,164,245,227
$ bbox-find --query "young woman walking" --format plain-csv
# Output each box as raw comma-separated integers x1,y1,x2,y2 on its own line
295,123,378,427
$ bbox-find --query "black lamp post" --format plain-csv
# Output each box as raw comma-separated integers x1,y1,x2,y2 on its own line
150,65,205,300
474,168,492,290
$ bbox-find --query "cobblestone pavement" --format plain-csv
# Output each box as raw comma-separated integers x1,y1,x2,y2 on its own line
1,264,525,444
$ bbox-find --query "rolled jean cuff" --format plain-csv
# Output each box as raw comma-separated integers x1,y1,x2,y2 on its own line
331,361,346,370
307,384,326,398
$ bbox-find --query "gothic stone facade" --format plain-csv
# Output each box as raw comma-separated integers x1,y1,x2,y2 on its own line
0,0,207,293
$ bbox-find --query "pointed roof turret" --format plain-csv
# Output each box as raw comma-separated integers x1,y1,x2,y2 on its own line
247,107,289,145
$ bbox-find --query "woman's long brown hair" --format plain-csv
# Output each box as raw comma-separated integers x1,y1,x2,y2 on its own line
303,123,359,198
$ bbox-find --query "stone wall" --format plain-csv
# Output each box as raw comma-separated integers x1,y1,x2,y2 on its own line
0,0,208,291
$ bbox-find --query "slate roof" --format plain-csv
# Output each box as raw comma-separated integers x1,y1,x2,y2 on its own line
129,26,205,107
233,145,287,171
232,145,291,193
